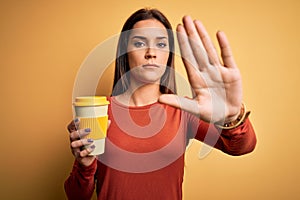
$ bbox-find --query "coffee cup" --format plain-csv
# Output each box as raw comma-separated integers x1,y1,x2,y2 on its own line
73,96,109,155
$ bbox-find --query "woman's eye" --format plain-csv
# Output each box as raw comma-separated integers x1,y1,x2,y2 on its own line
157,42,167,48
134,42,145,48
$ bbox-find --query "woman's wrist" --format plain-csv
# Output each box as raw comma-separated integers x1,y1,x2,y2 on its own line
215,103,250,129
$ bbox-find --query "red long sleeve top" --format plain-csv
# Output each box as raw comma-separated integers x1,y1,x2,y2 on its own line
64,97,256,200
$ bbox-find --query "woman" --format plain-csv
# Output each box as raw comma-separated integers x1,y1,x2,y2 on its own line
65,8,256,200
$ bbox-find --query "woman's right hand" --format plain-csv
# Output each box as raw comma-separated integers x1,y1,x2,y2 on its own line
67,119,96,167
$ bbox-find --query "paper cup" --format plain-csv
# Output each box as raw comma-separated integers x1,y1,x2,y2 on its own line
73,96,109,155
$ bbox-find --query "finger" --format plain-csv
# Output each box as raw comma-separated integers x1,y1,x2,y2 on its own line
72,147,81,158
79,145,96,157
216,31,237,68
71,138,94,148
177,24,204,85
158,94,200,117
69,128,91,141
182,16,210,70
194,20,220,65
176,24,198,73
67,118,80,133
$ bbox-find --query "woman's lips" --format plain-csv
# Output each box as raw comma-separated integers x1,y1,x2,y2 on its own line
142,64,159,68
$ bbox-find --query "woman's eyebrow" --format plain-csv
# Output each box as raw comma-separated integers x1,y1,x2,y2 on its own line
131,36,147,40
156,36,168,40
130,35,168,40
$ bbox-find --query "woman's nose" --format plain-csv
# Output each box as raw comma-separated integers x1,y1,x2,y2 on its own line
144,48,156,59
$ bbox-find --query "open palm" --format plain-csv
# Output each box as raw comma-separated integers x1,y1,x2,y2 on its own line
159,16,242,123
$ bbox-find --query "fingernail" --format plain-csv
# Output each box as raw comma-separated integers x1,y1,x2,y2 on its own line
87,138,94,143
90,145,95,149
85,128,91,132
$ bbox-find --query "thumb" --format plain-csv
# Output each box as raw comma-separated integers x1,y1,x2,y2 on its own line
158,94,199,116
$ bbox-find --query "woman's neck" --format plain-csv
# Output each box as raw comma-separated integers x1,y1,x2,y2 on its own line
117,83,161,107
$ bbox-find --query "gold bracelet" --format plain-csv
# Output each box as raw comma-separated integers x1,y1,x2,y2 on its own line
215,103,250,130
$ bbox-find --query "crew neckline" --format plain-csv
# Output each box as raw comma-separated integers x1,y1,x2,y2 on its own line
109,96,160,110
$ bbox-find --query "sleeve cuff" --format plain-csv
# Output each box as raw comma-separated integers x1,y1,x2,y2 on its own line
73,159,97,177
217,117,251,137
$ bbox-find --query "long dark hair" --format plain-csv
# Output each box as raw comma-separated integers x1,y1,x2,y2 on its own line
112,8,176,96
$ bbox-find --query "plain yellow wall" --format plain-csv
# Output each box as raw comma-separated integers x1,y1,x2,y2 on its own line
1,0,299,199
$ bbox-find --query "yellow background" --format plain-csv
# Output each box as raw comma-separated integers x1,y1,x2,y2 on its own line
1,0,299,199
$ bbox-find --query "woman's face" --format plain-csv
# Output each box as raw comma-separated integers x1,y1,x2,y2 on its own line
127,19,169,85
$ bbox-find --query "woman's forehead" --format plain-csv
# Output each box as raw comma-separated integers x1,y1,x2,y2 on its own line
130,19,168,38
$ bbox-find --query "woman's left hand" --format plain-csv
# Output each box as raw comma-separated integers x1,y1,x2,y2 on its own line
159,16,242,123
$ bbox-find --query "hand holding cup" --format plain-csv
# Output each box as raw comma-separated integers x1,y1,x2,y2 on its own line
67,119,97,167
67,96,110,167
